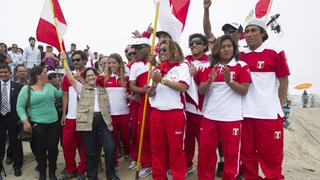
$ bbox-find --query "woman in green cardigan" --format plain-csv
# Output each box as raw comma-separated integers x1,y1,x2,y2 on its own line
17,65,62,180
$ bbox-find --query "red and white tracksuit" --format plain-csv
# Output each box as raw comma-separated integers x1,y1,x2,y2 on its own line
184,54,209,167
149,62,191,180
102,74,130,166
240,43,290,180
129,60,152,168
197,59,251,180
61,76,86,174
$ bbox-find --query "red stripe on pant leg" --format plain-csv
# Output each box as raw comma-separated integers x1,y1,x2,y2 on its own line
256,117,285,180
220,121,241,180
197,118,219,180
184,112,202,167
150,109,168,180
164,109,187,180
241,118,260,180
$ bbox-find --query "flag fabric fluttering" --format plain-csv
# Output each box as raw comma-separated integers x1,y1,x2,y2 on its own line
36,0,67,52
246,0,273,21
154,0,190,43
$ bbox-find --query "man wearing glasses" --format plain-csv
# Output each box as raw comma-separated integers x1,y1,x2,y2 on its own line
8,44,23,71
60,50,87,180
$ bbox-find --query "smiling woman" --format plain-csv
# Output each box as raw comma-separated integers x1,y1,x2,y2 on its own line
61,52,120,180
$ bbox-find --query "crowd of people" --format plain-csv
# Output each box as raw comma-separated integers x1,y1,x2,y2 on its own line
0,1,290,180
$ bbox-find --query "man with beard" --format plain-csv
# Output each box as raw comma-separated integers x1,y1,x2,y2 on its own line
22,37,41,73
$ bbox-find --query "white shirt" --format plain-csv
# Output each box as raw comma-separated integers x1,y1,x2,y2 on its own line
1,80,11,113
241,43,290,119
23,46,41,69
149,62,191,110
75,81,100,112
8,51,23,69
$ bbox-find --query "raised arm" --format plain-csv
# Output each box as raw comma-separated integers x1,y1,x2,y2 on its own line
60,52,77,90
203,0,215,42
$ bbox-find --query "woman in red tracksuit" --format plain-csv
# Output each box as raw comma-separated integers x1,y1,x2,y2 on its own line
147,39,191,180
103,53,130,166
197,35,251,180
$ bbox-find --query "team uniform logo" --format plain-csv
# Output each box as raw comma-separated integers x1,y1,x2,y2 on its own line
256,60,265,69
232,128,239,136
274,131,282,139
230,71,235,82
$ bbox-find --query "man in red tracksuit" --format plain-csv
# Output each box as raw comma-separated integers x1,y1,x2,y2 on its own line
129,38,153,178
61,50,87,179
240,18,290,180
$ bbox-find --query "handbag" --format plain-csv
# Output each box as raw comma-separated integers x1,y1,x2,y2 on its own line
17,85,33,142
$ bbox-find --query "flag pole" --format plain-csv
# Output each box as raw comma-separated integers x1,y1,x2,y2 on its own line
48,0,64,52
135,1,160,179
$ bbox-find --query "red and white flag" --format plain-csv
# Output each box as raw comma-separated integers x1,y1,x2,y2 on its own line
36,0,67,52
246,0,273,21
154,0,190,43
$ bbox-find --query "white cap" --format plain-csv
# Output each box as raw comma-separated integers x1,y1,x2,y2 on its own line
245,18,267,32
131,38,151,46
47,70,56,75
245,18,268,40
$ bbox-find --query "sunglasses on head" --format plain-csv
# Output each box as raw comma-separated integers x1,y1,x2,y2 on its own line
72,58,82,62
189,40,203,47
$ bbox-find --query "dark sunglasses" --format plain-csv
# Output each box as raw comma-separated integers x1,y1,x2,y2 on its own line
128,52,136,56
72,58,82,62
133,44,149,50
158,48,167,53
189,40,203,47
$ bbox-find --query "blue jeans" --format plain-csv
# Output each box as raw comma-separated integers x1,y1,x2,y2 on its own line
80,114,116,180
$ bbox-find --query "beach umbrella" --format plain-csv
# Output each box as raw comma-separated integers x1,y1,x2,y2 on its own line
294,83,313,90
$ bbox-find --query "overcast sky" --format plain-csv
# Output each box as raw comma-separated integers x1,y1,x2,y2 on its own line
1,0,319,95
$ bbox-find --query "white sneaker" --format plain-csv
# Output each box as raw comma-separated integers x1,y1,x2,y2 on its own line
187,165,196,175
128,161,137,170
139,167,152,178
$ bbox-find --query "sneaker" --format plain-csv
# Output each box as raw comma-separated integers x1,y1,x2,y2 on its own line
187,166,196,175
128,161,137,170
216,162,224,177
139,167,152,178
77,173,86,180
59,172,77,180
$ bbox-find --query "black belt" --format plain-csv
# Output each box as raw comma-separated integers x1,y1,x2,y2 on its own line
93,112,102,117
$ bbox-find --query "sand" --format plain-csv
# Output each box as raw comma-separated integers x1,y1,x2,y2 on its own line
2,107,320,180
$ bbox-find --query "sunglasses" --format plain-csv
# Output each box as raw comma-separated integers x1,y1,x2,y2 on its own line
72,58,82,62
158,48,167,53
189,40,203,47
127,52,136,56
133,44,149,50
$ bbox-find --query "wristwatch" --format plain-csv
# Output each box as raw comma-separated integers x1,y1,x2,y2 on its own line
160,78,167,85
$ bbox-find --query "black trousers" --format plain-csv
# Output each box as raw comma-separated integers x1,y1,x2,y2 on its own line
80,114,116,180
0,113,23,169
32,121,60,174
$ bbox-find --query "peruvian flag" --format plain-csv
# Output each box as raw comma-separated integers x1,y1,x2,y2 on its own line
246,0,273,20
36,0,67,52
154,0,190,43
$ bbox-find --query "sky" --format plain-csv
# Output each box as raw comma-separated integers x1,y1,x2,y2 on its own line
1,0,319,95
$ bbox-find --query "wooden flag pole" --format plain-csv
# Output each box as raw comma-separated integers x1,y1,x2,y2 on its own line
135,1,160,179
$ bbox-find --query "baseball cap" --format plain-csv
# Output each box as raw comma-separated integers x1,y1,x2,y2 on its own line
222,22,243,33
47,70,57,80
156,31,172,39
245,18,268,40
131,38,151,47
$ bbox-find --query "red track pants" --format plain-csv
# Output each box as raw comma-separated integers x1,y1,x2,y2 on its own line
112,114,130,166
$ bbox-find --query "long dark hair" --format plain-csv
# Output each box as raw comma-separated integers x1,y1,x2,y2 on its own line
159,39,184,63
211,34,240,66
29,65,45,85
